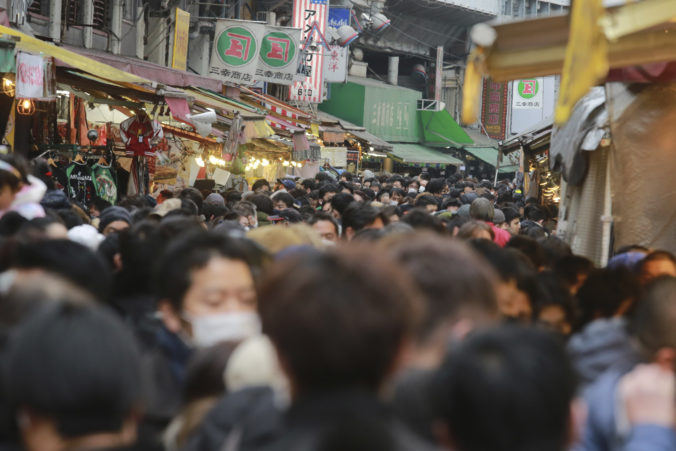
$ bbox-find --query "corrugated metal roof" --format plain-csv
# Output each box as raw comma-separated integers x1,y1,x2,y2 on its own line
358,1,496,57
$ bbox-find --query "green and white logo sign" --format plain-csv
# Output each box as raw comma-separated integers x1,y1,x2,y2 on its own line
209,20,302,86
216,26,258,67
513,78,543,109
260,31,296,68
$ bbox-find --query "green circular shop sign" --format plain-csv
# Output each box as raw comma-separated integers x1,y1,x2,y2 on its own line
260,31,296,68
216,26,257,67
517,79,540,99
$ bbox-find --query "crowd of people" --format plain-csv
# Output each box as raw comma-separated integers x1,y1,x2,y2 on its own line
0,153,675,451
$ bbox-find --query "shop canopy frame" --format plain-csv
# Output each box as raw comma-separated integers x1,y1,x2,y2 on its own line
388,144,463,168
461,0,676,126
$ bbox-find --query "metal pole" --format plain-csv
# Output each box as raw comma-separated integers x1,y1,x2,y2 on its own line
435,46,443,109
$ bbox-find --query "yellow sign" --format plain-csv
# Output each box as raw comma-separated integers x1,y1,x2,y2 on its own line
555,0,607,125
172,8,190,71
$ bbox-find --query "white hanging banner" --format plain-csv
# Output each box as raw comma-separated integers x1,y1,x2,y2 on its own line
15,52,45,99
289,0,329,103
324,46,348,83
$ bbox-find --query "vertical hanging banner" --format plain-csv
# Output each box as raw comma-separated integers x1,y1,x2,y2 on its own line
209,20,301,86
324,6,349,83
256,25,302,85
172,8,190,70
15,52,45,99
481,78,508,140
289,0,329,103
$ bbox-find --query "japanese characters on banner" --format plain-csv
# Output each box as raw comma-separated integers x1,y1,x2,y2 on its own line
481,78,508,140
258,25,302,85
209,20,301,86
289,0,329,103
512,78,544,109
324,6,349,83
16,52,45,99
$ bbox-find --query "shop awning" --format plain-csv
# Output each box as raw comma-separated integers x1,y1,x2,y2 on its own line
501,119,553,155
419,110,473,147
389,144,463,167
63,46,222,91
348,129,392,151
0,38,15,72
186,88,265,120
461,147,518,172
461,1,676,125
0,25,148,85
316,111,393,150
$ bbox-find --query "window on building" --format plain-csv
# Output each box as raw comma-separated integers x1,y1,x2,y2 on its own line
123,0,139,21
92,0,110,28
28,0,50,16
62,0,83,25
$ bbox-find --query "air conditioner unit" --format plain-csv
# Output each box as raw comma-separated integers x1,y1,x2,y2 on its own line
256,11,276,24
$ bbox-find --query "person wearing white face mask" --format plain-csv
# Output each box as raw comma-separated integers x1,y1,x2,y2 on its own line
156,231,262,349
146,231,265,432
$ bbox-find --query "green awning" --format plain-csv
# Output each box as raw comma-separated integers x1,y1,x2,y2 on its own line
389,143,463,167
499,165,520,173
465,146,500,166
464,147,519,173
0,39,15,73
419,110,473,147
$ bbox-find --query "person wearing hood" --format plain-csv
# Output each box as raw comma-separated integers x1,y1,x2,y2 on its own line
0,154,46,220
577,276,676,451
568,268,642,389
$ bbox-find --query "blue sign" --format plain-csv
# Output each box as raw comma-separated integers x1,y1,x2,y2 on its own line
328,7,350,28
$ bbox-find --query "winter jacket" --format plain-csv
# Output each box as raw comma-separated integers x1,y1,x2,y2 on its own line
568,318,639,389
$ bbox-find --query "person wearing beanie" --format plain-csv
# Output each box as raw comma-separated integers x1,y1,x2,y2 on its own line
469,198,510,247
98,206,132,236
205,193,226,208
40,190,72,210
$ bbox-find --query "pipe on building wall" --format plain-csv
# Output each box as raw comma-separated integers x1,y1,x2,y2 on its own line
136,5,145,59
82,0,93,48
111,0,123,55
388,56,399,86
49,0,62,43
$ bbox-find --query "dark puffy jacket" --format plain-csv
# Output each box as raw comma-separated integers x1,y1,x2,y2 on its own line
183,386,283,451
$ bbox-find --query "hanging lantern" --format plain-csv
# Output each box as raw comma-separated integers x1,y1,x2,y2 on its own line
2,78,14,97
16,98,35,115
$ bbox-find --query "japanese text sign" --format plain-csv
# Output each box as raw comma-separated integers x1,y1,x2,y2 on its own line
16,52,45,99
481,78,508,140
324,7,349,83
172,8,190,71
513,78,544,109
209,20,301,86
289,0,329,103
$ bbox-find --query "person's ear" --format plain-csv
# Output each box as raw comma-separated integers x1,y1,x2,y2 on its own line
158,300,183,334
654,347,676,371
344,227,355,241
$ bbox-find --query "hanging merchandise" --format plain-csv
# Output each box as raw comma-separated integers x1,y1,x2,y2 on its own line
91,163,117,205
66,160,95,208
223,112,244,160
120,111,164,157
